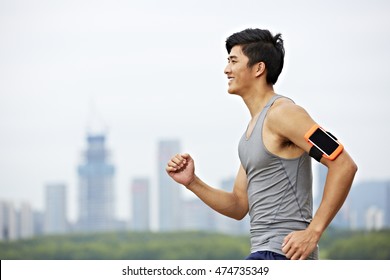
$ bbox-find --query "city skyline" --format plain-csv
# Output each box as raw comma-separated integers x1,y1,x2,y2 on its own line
2,131,389,230
1,128,389,224
1,136,254,239
1,159,389,242
1,1,390,223
1,132,389,241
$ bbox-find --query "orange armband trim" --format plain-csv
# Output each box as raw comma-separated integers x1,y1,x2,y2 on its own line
304,124,344,161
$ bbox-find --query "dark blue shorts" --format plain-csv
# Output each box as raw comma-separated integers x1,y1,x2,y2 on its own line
245,251,288,260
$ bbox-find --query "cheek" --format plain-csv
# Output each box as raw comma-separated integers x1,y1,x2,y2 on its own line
234,65,249,77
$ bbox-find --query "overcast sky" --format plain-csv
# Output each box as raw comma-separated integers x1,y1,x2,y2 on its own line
1,0,389,222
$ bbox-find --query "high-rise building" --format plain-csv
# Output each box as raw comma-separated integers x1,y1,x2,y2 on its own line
18,202,34,239
0,201,17,241
158,140,182,231
33,210,44,237
44,183,68,234
348,180,390,230
131,177,150,231
182,198,216,231
77,133,116,232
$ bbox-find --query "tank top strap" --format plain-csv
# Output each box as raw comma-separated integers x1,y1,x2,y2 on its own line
258,94,285,123
264,94,284,110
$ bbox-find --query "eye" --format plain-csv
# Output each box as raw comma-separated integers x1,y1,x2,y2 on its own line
227,56,238,64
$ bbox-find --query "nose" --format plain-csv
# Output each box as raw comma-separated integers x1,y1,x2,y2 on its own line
224,63,231,75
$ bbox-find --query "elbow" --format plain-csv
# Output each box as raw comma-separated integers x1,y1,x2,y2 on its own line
232,215,246,221
231,209,249,221
334,152,358,176
347,159,358,176
339,158,358,185
352,161,358,175
327,156,358,188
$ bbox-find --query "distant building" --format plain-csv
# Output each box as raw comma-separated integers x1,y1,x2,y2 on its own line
18,202,34,239
77,133,116,232
44,183,68,234
182,198,216,231
365,206,384,231
33,210,44,237
348,180,390,230
158,140,182,231
131,177,150,231
0,201,18,241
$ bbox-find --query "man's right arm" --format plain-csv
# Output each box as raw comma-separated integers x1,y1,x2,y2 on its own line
166,153,249,220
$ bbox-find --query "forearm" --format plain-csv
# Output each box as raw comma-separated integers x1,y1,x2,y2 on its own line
166,154,249,220
185,176,248,220
308,153,357,236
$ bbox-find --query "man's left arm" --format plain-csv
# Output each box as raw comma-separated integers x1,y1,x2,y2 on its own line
282,150,357,260
271,102,358,260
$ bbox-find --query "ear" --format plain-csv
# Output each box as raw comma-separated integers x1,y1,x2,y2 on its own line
254,62,266,77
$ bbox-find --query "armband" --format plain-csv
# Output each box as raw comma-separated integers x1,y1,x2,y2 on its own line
304,124,344,161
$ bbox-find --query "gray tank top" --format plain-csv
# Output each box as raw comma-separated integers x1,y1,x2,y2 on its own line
238,94,318,259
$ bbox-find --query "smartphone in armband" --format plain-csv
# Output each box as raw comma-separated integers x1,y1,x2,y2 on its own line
304,124,344,161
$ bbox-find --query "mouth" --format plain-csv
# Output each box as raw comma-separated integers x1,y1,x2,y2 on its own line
228,77,234,84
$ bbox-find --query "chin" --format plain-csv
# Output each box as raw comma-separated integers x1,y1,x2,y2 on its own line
227,88,239,96
227,86,235,94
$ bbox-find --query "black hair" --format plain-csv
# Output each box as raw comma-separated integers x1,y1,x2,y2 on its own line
226,28,285,85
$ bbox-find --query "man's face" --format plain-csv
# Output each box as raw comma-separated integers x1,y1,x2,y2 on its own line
224,45,254,95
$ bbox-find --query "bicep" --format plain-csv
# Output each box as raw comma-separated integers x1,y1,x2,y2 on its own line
275,103,356,169
274,103,318,154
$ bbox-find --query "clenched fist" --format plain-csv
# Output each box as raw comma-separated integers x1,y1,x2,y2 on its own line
166,153,196,187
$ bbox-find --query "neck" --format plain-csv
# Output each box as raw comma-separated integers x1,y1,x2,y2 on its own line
242,85,276,118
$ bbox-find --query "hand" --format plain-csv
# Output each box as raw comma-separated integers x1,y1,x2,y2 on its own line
166,153,196,187
281,228,319,260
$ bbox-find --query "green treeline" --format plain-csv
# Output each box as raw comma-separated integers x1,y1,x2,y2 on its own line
320,228,390,260
0,231,249,260
0,229,389,260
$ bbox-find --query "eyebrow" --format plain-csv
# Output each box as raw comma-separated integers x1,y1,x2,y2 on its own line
228,55,238,60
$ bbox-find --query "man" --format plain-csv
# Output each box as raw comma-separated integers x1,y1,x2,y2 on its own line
165,28,357,260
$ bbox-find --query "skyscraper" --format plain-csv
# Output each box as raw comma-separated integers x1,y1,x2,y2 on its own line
182,198,216,231
19,202,34,239
158,140,182,231
131,177,150,231
44,183,68,234
349,180,390,230
0,201,17,241
77,133,116,232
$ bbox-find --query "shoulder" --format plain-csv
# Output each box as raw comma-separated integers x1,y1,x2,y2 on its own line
266,97,316,140
268,97,311,126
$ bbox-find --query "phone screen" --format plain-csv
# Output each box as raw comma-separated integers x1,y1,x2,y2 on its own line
308,127,339,156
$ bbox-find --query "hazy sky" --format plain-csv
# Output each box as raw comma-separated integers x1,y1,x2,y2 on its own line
1,0,389,222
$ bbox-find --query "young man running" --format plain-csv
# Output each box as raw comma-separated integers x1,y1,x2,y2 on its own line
166,28,357,260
